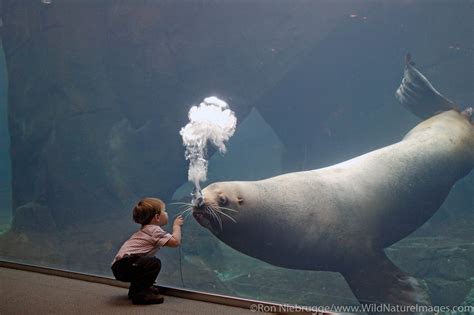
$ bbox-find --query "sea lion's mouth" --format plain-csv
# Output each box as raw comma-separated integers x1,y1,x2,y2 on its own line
192,209,212,226
192,207,221,234
192,210,209,222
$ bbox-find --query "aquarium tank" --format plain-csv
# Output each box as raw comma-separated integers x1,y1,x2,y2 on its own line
0,0,473,310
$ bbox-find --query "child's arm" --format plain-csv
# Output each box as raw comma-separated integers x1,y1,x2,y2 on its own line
165,215,184,247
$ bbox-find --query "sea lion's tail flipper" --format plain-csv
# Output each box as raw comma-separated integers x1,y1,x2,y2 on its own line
341,252,431,313
395,54,457,120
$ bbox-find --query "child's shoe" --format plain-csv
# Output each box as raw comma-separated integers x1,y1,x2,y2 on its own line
128,286,163,299
150,285,164,294
131,290,164,305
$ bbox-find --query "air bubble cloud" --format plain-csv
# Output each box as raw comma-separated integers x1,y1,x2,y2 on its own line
180,96,236,194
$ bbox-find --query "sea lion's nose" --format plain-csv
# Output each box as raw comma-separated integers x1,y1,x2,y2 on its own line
192,189,205,207
193,196,204,208
461,107,473,122
191,192,204,208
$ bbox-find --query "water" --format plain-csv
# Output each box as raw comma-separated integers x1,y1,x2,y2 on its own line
0,0,473,309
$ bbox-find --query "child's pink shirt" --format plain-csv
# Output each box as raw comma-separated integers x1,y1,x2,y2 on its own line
112,225,172,265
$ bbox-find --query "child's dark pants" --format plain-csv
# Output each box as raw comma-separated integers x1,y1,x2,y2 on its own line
111,255,162,297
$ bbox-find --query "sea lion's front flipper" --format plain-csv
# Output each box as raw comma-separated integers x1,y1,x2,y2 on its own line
341,252,431,314
395,54,456,120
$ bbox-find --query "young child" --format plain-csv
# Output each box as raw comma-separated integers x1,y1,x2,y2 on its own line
111,197,183,305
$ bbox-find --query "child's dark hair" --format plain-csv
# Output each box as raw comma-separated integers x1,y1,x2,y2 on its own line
133,198,165,225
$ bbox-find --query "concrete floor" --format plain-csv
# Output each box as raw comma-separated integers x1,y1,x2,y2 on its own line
0,267,260,315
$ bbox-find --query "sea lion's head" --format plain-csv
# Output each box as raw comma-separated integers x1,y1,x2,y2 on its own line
192,181,245,236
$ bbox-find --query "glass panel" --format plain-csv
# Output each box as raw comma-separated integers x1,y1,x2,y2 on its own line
0,1,472,311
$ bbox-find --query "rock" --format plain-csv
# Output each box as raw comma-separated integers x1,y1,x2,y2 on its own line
11,202,56,233
387,237,474,306
426,277,473,308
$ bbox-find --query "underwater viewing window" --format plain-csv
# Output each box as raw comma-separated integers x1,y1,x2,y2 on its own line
0,0,473,310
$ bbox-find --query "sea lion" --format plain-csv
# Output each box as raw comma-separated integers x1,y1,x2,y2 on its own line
192,56,474,308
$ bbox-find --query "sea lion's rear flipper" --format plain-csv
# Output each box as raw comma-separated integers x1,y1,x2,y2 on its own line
341,252,431,313
395,54,456,120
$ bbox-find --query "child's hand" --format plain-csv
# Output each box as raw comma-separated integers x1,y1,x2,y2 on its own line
173,215,184,227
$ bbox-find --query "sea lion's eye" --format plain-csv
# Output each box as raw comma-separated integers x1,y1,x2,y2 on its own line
218,195,228,206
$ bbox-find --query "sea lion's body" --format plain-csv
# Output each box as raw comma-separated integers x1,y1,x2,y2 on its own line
192,57,474,308
199,110,473,270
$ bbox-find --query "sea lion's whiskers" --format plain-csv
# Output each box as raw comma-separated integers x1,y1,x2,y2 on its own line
206,205,223,230
169,202,194,221
177,205,192,214
170,202,194,213
209,205,237,223
169,202,193,206
184,210,194,219
217,210,237,223
179,207,194,220
210,206,223,230
212,207,223,230
215,206,238,213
